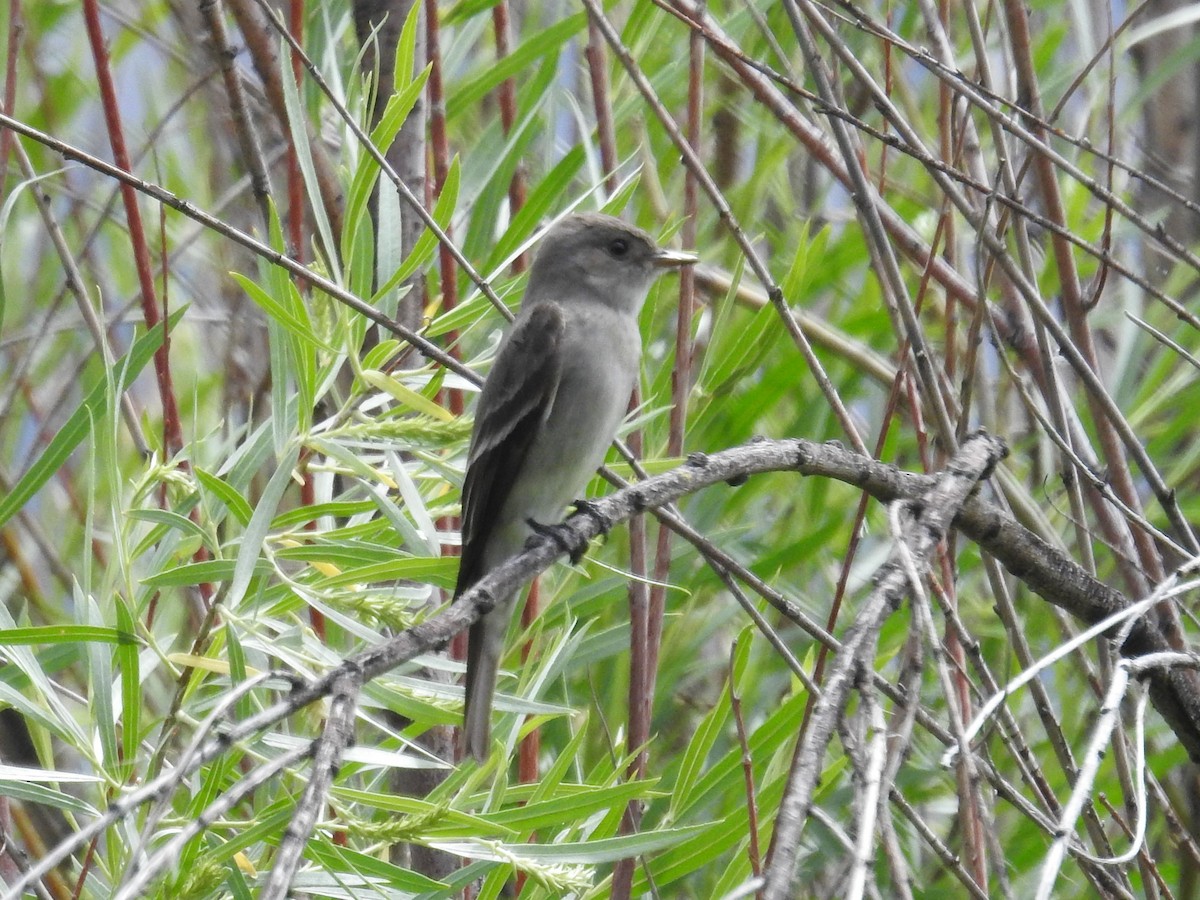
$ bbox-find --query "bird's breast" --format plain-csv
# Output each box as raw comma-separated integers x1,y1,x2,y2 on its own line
502,306,640,528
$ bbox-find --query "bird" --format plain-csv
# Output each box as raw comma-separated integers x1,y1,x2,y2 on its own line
455,212,695,761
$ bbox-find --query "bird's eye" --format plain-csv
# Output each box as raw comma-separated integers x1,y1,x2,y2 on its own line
607,238,630,258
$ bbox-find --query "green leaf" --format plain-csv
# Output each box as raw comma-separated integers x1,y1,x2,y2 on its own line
222,859,253,900
230,273,323,349
273,540,401,566
0,608,89,750
487,781,661,835
227,442,302,609
669,676,727,818
280,37,339,281
373,155,460,304
83,595,117,772
446,13,587,120
444,0,501,24
483,147,586,273
361,368,454,421
0,779,99,816
115,597,139,766
305,843,449,892
780,223,820,303
0,311,181,529
0,626,135,646
227,626,250,720
317,556,456,589
204,799,294,865
425,285,511,340
439,823,708,865
699,294,782,396
141,558,270,588
271,500,376,530
126,508,209,542
675,688,808,819
361,338,403,371
195,467,254,527
269,318,293,451
393,0,423,92
342,66,432,268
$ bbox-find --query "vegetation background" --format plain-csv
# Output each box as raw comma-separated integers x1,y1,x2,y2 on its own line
2,0,1200,897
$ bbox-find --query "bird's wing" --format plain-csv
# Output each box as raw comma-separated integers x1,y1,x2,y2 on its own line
455,302,565,596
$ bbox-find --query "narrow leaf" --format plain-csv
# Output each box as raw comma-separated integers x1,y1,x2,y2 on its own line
0,313,180,528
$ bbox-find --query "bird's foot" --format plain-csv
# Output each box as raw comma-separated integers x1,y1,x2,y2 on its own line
571,498,613,537
526,517,590,564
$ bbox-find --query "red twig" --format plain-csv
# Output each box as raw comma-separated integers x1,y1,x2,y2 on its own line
1003,0,1176,592
1084,17,1118,311
517,580,541,784
585,14,618,192
608,10,668,877
70,829,100,900
614,8,707,896
492,2,527,271
425,0,469,678
647,0,702,676
80,0,213,621
878,3,893,194
0,797,17,888
227,0,345,240
81,0,185,461
0,525,43,602
283,0,322,639
426,0,459,382
0,0,21,200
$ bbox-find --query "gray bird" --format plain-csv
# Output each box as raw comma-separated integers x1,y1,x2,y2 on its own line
456,212,695,761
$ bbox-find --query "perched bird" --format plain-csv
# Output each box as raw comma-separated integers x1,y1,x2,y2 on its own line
456,213,694,760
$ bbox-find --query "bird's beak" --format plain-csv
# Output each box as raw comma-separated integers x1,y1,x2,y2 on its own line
653,247,698,268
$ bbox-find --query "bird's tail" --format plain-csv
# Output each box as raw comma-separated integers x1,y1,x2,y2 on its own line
460,594,512,761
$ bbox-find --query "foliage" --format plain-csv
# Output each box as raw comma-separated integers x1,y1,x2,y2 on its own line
1,0,1200,897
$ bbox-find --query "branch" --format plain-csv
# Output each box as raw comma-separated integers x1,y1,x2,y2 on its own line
9,433,1200,899
762,432,1002,899
0,112,476,384
262,670,362,900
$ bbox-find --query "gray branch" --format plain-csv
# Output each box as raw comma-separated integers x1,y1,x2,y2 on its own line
762,432,1003,899
8,432,1200,899
261,670,362,900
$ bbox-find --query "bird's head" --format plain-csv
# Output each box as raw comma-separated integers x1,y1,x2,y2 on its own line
528,213,695,313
